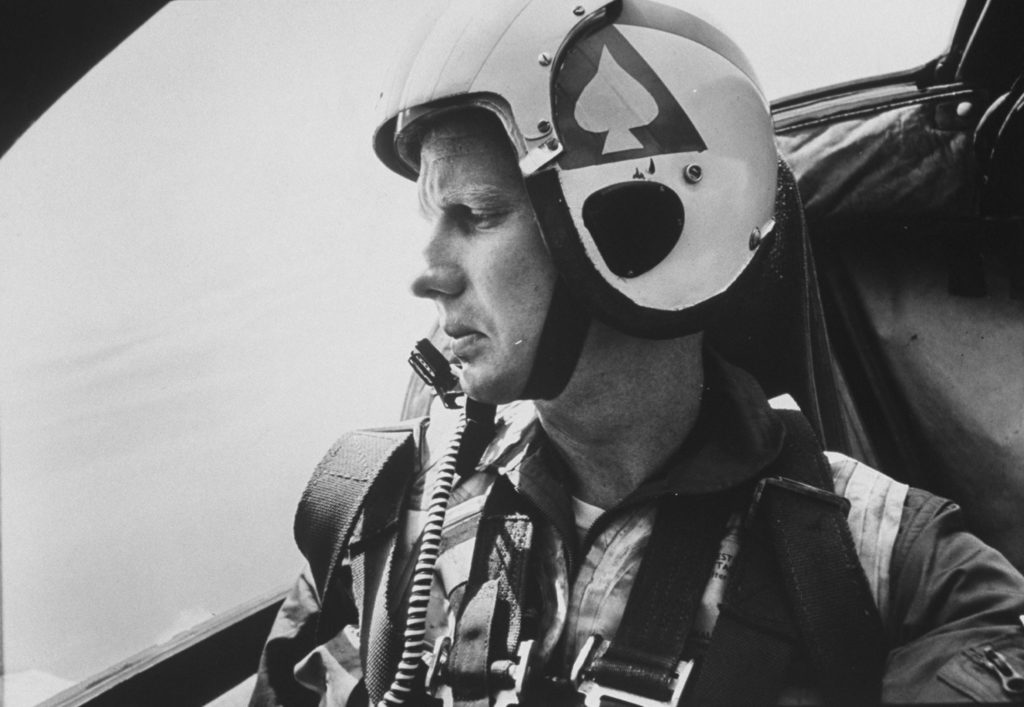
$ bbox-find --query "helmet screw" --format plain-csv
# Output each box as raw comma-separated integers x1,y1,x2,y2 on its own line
749,226,763,251
573,5,585,15
538,52,552,67
546,138,560,150
537,120,552,135
683,164,703,184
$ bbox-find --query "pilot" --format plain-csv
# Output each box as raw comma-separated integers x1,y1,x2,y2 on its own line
252,1,1024,705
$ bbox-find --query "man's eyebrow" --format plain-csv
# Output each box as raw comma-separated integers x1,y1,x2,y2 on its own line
418,183,516,218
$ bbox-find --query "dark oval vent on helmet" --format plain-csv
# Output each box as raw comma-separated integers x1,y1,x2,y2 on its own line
581,181,684,278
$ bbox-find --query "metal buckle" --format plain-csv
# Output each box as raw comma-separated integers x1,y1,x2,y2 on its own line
492,639,536,707
571,635,694,707
746,476,851,528
423,636,451,695
423,636,537,707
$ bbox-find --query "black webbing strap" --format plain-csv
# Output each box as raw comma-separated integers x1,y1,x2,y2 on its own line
362,539,405,706
684,501,797,705
765,411,886,704
293,422,421,643
449,476,536,707
688,410,885,706
449,579,501,707
586,491,736,701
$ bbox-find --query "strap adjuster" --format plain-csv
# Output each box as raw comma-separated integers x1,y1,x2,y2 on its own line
571,635,694,707
746,476,850,528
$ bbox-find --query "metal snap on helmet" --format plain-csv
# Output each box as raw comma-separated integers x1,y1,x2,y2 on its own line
374,0,778,339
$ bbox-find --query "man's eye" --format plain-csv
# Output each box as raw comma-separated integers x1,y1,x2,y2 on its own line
468,210,498,225
452,205,505,228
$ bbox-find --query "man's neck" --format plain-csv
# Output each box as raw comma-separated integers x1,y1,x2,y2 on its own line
534,327,704,509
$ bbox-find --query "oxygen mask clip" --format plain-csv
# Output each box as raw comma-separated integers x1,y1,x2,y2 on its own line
409,338,464,409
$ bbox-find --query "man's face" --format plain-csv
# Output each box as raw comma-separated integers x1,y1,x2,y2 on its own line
411,113,557,404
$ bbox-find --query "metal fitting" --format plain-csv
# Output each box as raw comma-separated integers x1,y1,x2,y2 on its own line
424,636,451,692
538,52,552,67
573,5,586,15
683,164,703,184
749,226,763,251
537,120,552,135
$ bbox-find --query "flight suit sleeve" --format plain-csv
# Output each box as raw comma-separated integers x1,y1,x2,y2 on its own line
883,489,1024,703
250,565,324,707
249,564,367,707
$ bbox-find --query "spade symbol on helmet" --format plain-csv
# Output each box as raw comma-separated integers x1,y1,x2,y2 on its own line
554,24,707,169
575,47,659,155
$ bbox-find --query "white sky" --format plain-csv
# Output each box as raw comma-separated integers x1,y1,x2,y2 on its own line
0,0,963,695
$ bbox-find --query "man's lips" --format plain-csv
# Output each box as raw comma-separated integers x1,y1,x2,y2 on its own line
443,321,483,340
445,328,484,359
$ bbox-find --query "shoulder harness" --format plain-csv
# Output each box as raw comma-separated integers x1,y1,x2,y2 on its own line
293,409,886,706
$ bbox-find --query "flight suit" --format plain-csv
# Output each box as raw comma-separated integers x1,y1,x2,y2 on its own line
253,355,1024,705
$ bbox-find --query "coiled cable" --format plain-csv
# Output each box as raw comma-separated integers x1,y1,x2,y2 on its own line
379,411,467,706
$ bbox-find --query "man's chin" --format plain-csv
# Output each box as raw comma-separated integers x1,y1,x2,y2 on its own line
459,367,523,406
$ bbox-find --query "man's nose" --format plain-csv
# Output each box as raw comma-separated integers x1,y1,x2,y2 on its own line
410,221,465,300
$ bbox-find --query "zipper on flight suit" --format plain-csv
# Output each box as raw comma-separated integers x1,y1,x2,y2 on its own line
967,645,1024,696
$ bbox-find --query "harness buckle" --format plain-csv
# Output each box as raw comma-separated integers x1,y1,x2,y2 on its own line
423,636,538,707
424,635,452,694
571,635,694,707
492,639,536,706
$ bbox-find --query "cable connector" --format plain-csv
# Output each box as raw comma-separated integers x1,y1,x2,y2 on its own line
409,338,463,409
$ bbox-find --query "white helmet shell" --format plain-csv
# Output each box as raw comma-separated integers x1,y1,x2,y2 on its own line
374,0,778,338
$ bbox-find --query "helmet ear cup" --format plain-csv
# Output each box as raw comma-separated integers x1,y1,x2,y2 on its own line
582,181,684,278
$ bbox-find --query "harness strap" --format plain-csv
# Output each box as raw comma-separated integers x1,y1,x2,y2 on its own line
294,422,423,642
363,537,406,705
293,420,428,707
586,491,736,701
451,477,536,707
449,579,501,707
685,498,798,705
419,409,884,705
688,410,885,705
763,412,886,705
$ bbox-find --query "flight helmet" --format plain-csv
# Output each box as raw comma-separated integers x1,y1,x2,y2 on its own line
375,0,778,394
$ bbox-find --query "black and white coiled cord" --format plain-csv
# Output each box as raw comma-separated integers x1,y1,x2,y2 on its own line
379,412,467,706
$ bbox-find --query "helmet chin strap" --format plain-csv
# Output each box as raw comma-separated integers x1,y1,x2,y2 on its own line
518,277,592,401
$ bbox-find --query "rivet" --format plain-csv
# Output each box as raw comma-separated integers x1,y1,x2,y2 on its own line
956,101,973,118
573,5,585,15
537,120,552,135
749,226,762,251
538,52,552,67
546,138,560,150
683,163,703,184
